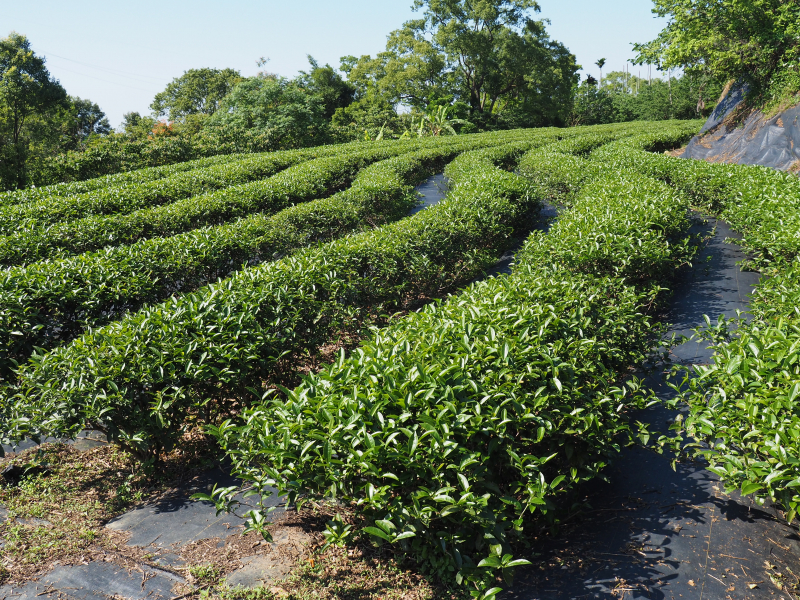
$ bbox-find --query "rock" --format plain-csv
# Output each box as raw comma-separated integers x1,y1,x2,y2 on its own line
225,528,313,589
0,561,182,600
683,81,800,172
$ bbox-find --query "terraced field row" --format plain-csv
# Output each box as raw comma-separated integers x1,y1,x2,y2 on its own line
0,138,399,208
1,124,654,446
15,120,794,597
592,135,800,525
208,120,703,592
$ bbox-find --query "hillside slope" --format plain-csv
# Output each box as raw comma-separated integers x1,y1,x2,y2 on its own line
682,83,800,172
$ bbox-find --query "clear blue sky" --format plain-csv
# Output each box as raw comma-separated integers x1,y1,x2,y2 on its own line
4,0,667,128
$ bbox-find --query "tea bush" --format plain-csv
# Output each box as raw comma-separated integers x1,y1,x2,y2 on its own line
597,133,800,524
9,138,547,460
0,138,523,381
205,134,696,595
0,150,317,234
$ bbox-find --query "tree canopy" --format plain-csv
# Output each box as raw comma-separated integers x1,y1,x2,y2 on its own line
0,32,68,188
297,56,356,119
341,0,578,127
150,68,243,121
633,0,800,99
206,74,327,148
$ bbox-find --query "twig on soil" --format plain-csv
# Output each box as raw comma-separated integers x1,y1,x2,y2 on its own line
168,583,211,600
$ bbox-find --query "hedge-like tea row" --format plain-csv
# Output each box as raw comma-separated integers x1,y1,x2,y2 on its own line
0,149,320,234
517,170,694,285
673,265,800,522
0,151,257,207
592,133,800,267
8,139,547,460
208,150,695,593
0,136,524,232
0,140,506,382
0,138,398,209
0,144,422,266
597,134,800,524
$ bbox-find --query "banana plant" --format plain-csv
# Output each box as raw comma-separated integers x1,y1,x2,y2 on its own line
402,105,467,138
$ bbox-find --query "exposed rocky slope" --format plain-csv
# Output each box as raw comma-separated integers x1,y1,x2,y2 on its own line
682,83,800,172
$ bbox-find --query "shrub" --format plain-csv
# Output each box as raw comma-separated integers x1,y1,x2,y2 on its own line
204,133,696,595
9,136,548,461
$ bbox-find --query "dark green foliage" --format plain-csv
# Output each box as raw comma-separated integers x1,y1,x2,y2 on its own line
633,0,800,105
298,57,356,120
150,68,243,121
208,122,697,594
9,131,551,461
596,132,800,524
571,75,724,126
0,143,418,265
204,75,329,148
0,32,69,190
0,137,510,381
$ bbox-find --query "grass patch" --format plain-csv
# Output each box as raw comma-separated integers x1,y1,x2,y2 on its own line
0,431,220,584
199,544,470,600
0,440,472,599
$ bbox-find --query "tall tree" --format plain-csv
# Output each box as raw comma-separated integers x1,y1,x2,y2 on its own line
595,58,606,87
342,0,578,126
150,68,242,121
340,26,448,111
62,97,111,149
0,32,67,188
410,0,544,116
206,74,327,148
633,0,800,99
297,56,356,119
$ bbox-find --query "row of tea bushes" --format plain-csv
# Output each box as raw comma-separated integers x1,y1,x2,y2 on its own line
0,138,399,208
0,144,424,266
515,121,699,207
591,129,800,266
208,141,696,594
0,137,522,382
1,134,541,233
596,133,800,524
0,151,260,207
7,139,548,461
0,129,557,267
0,148,326,234
674,264,800,522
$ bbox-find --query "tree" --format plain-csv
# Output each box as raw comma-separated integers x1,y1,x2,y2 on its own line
341,0,578,128
206,75,327,148
61,97,111,149
633,0,800,101
410,0,546,116
121,111,157,138
150,68,242,121
595,58,606,87
569,80,614,126
0,32,68,188
297,56,355,119
340,26,448,111
490,21,579,127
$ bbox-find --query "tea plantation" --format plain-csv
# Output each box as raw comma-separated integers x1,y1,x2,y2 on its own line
3,122,799,596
